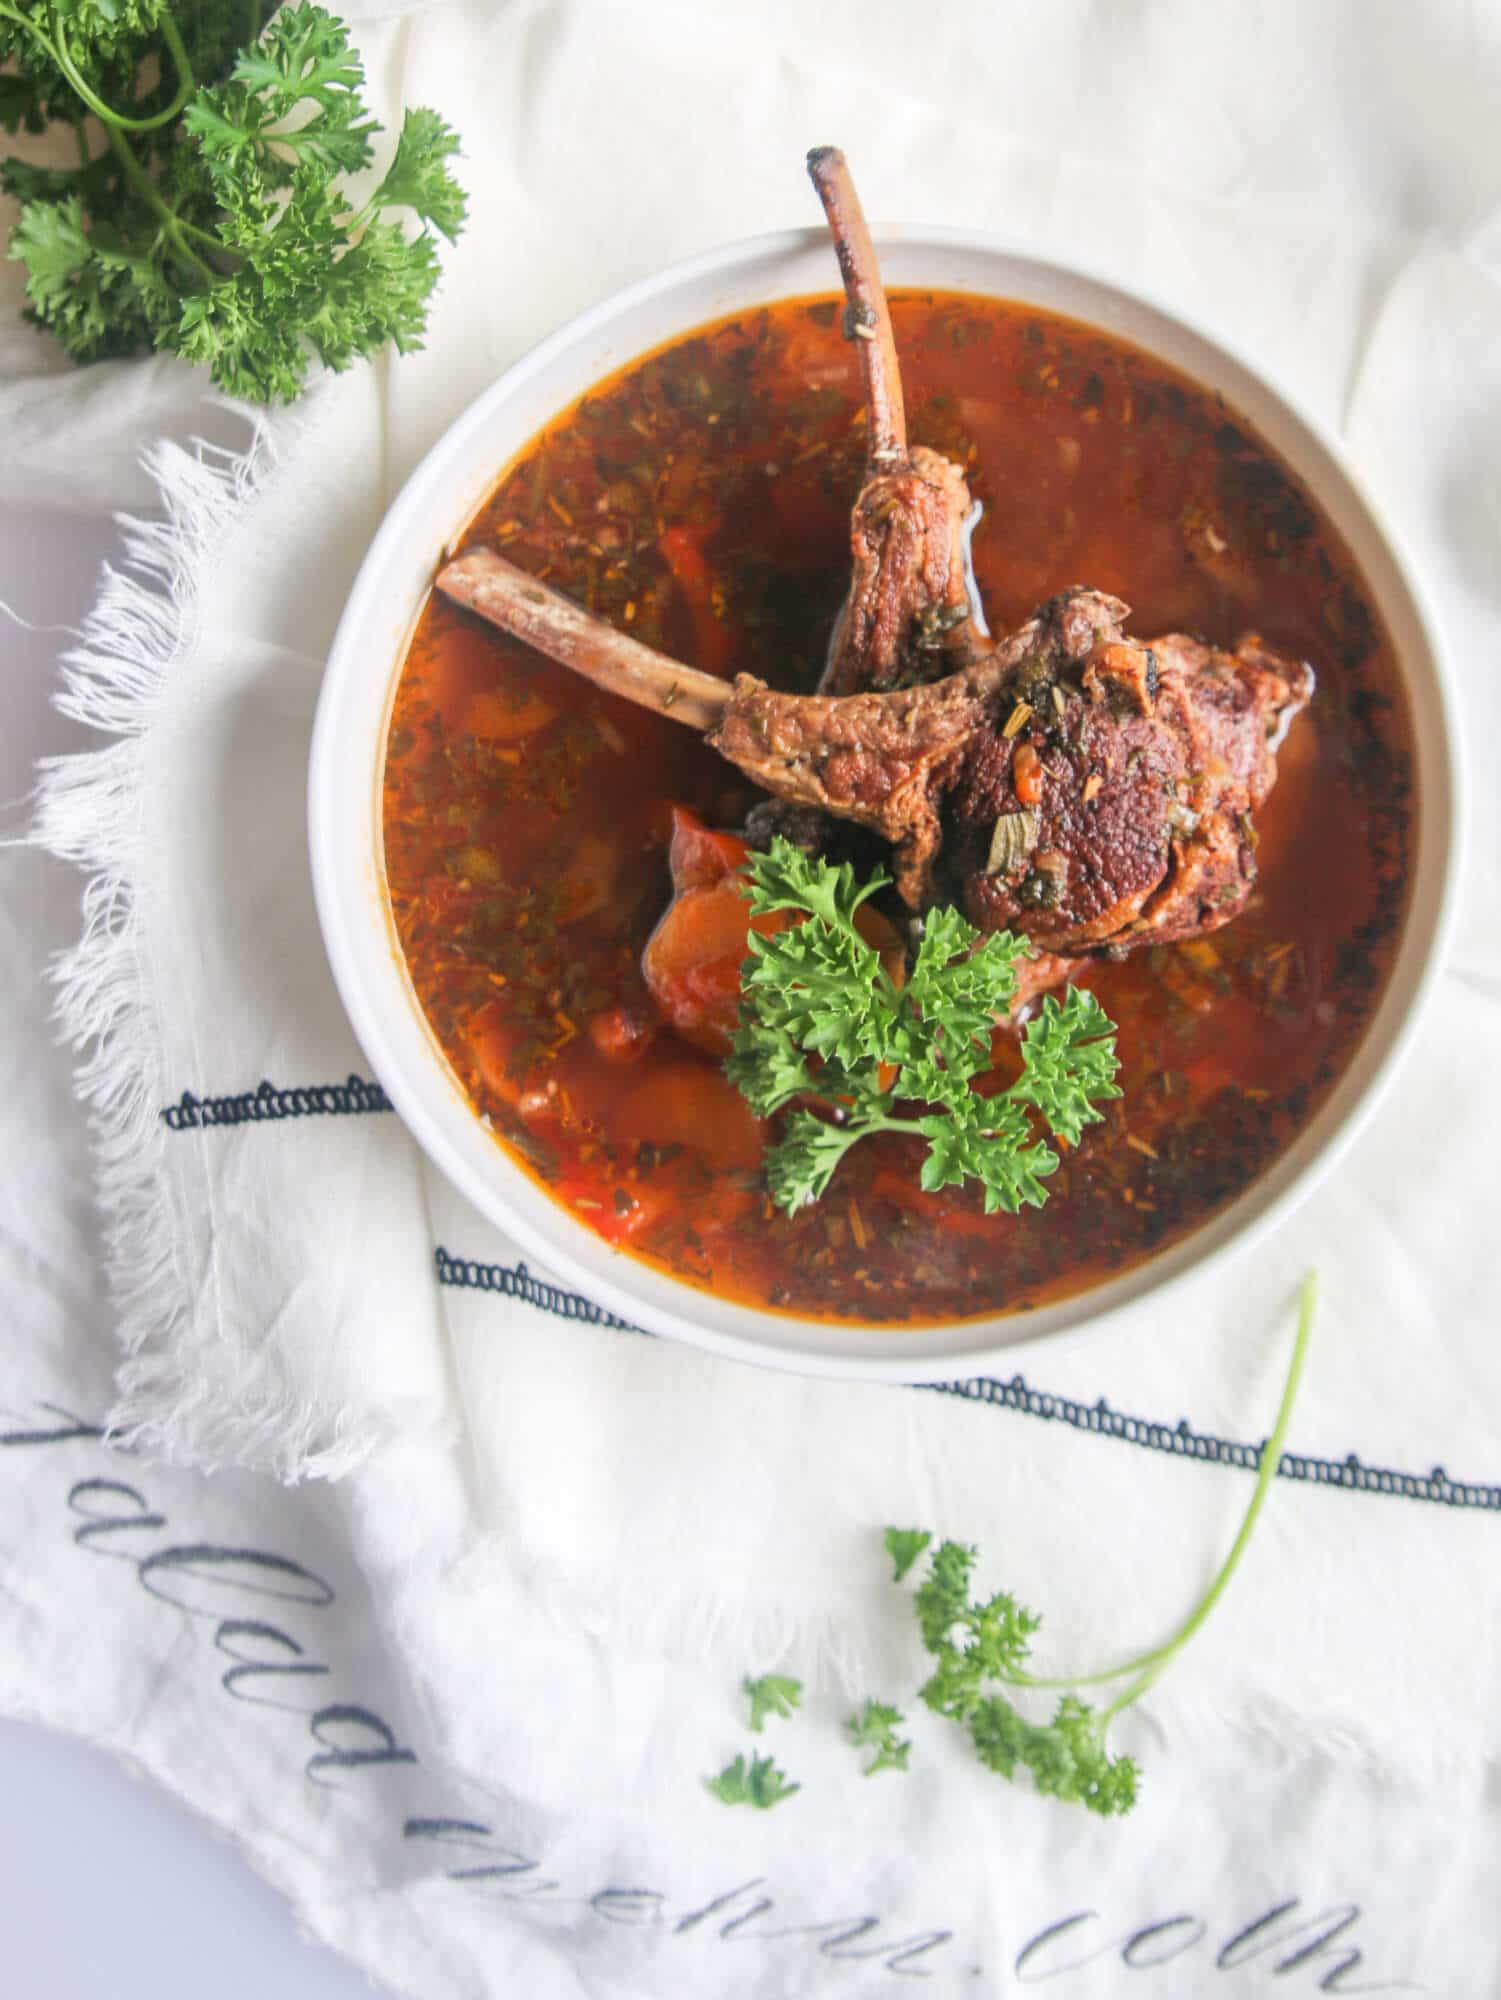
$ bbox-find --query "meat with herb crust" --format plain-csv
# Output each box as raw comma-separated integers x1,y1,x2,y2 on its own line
438,549,1312,970
945,626,1312,952
806,146,987,696
435,143,1313,1002
821,444,985,694
710,589,1312,952
707,587,1127,910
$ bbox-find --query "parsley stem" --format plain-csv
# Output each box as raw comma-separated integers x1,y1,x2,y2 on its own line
0,2,62,69
103,124,217,285
1017,1273,1316,1700
0,1,224,275
173,212,237,257
51,12,198,136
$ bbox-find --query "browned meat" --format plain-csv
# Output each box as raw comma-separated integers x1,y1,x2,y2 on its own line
824,447,984,694
806,147,985,695
945,627,1312,953
434,145,1312,1000
437,551,1311,963
708,587,1128,909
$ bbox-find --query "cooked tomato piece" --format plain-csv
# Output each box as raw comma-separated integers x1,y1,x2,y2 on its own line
645,808,909,1059
659,526,732,676
667,804,748,892
554,832,618,924
642,877,768,1056
587,1002,658,1063
554,1175,674,1245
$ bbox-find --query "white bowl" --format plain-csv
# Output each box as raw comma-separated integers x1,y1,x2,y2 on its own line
309,226,1460,1382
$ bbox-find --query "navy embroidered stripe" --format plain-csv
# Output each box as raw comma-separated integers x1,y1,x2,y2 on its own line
436,1247,1501,1514
161,1076,392,1130
154,1079,1501,1515
434,1248,639,1332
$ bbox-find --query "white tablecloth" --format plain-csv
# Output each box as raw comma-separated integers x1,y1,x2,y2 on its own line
5,4,1500,1995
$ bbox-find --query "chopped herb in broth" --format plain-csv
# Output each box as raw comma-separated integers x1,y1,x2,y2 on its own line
382,290,1413,1324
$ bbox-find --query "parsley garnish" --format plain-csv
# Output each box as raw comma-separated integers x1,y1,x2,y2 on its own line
742,1672,802,1732
910,1538,1137,1815
705,1751,800,1809
845,1699,911,1775
726,839,1121,1213
883,1527,931,1582
1,2,465,401
895,1273,1317,1816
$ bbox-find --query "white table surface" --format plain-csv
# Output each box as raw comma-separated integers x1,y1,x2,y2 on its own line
1,503,375,1998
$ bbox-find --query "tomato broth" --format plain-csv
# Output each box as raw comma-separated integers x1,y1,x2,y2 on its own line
382,292,1413,1323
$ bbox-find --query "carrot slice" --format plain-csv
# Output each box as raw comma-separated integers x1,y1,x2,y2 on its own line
617,1061,765,1171
466,686,557,742
659,526,731,677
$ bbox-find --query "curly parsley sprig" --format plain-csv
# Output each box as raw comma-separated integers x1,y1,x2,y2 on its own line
705,1751,800,1810
742,1671,802,1732
845,1699,911,1775
1,1,465,400
725,838,1121,1214
886,1272,1318,1816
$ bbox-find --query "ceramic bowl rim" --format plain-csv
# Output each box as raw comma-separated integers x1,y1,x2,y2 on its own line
308,222,1462,1383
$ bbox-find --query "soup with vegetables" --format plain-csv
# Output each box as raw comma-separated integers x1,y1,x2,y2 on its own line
382,290,1413,1324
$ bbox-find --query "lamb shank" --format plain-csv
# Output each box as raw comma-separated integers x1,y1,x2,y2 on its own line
438,550,1309,964
805,146,988,696
436,148,1312,997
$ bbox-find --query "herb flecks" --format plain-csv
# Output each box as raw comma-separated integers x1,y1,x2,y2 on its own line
883,1526,931,1582
743,1672,802,1732
986,809,1038,877
726,840,1121,1215
705,1751,800,1809
846,1700,912,1775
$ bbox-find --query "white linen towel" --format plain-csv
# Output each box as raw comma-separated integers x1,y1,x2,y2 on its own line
7,3,1501,1994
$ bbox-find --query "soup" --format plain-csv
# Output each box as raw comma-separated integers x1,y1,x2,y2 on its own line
382,292,1413,1323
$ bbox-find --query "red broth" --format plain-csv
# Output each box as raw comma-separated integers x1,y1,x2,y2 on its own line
382,292,1413,1323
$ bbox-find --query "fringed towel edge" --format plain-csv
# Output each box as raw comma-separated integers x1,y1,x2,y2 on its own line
28,409,382,1480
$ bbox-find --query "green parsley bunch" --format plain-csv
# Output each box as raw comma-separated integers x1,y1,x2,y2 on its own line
1,0,465,401
725,838,1121,1214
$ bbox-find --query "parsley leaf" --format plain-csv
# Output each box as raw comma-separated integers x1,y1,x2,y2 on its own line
905,1538,1139,1817
883,1527,931,1582
374,105,468,242
1012,987,1125,1146
2,1,465,402
743,1672,802,1732
705,1751,801,1809
845,1699,912,1775
908,1547,1136,1815
965,1691,1138,1814
728,839,1120,1214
